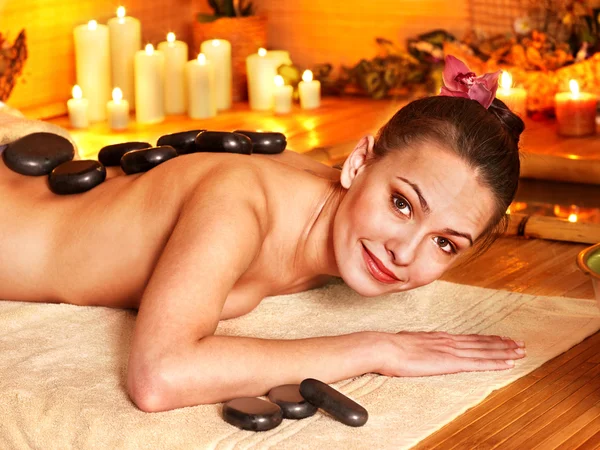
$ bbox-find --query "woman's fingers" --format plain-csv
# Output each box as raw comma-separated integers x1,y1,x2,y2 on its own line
429,332,525,349
457,358,517,372
448,346,527,360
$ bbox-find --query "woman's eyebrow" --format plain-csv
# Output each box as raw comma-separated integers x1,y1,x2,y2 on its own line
396,176,430,214
442,228,474,247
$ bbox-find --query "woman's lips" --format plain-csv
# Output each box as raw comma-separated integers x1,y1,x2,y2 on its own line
361,244,399,284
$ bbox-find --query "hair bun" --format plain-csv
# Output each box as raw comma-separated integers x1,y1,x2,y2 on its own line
488,98,525,145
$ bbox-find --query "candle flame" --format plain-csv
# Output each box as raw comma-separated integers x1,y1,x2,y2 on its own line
167,32,175,43
212,39,221,47
72,85,83,100
274,75,284,87
145,44,154,55
568,213,578,223
302,70,313,83
569,79,580,97
197,53,207,64
117,6,126,18
112,87,123,102
258,48,267,57
88,20,98,31
505,207,511,215
500,71,513,90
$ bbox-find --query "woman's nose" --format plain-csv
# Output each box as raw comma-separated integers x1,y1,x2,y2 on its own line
386,238,419,266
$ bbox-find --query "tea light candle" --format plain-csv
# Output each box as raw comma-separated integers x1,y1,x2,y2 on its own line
298,70,321,110
555,80,598,137
495,71,527,117
107,88,129,130
200,39,232,111
73,20,111,122
135,44,165,124
158,32,188,115
273,75,292,114
107,6,141,110
186,53,217,119
67,85,89,129
246,48,280,111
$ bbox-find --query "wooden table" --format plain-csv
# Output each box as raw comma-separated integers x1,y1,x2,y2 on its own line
49,98,600,449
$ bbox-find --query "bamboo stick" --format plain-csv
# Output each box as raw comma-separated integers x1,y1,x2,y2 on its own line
506,213,600,244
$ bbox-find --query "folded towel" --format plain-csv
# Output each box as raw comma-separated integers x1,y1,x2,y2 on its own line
0,280,598,449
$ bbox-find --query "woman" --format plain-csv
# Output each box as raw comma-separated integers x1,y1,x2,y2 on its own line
0,58,526,413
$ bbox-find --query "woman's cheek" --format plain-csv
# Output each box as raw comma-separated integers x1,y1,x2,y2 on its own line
410,256,448,288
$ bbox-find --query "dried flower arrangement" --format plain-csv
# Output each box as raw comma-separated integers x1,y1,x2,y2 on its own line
197,0,254,22
0,30,27,102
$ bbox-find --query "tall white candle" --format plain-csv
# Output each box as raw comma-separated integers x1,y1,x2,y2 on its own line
158,32,188,115
107,87,129,130
73,20,111,122
495,71,527,117
273,75,292,115
107,6,141,110
200,39,232,111
298,70,321,110
246,48,281,111
67,85,89,129
186,53,217,119
135,44,165,124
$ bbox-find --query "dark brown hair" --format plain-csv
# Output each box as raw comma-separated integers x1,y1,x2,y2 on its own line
372,96,524,252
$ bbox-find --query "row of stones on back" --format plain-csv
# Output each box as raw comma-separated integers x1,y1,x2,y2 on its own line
2,130,287,195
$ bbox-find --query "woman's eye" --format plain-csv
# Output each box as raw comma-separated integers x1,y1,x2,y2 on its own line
434,236,456,255
392,194,411,217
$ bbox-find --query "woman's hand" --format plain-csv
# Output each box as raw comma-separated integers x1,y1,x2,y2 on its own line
377,331,526,377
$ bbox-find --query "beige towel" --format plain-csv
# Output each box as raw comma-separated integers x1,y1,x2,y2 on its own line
1,280,599,449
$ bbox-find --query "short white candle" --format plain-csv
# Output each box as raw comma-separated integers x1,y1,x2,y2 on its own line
73,20,111,122
495,71,527,117
107,87,130,130
158,32,188,115
200,39,232,111
67,85,89,129
246,48,282,111
135,44,165,124
107,6,141,110
186,53,217,119
273,75,293,115
298,70,321,110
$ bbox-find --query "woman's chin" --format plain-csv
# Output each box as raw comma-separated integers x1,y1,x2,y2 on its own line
340,272,392,298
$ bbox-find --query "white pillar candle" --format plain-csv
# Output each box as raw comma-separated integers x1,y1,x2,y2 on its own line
107,6,141,111
298,70,321,110
273,75,292,115
135,44,165,124
73,20,111,122
186,53,217,119
246,48,281,111
200,39,232,111
495,71,527,117
107,87,129,130
67,85,89,129
158,32,188,115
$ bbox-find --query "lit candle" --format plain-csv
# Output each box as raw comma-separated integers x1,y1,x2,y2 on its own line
246,48,281,111
200,39,232,111
107,6,141,110
73,20,111,122
67,85,89,129
134,44,165,124
186,53,217,119
298,70,321,110
273,75,292,115
158,32,188,115
495,71,527,117
107,88,129,130
554,79,598,137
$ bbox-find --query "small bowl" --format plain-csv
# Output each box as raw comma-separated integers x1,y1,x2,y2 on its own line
576,242,600,309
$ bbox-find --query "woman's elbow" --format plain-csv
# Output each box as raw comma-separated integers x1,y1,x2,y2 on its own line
127,365,171,413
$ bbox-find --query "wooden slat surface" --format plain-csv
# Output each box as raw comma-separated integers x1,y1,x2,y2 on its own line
46,97,600,449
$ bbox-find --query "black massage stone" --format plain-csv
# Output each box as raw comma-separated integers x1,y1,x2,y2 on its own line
233,130,287,154
222,397,283,431
267,384,318,419
299,378,368,427
98,142,151,167
3,132,75,176
194,131,253,155
157,130,205,155
120,145,178,175
48,160,106,195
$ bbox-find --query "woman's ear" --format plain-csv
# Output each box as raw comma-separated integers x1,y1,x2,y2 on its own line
340,135,375,189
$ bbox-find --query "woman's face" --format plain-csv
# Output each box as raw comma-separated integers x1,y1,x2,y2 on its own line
333,137,496,297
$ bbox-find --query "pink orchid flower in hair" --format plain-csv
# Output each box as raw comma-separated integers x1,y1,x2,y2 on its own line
440,55,501,109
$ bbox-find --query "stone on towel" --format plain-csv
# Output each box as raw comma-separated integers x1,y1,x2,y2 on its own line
120,146,178,175
267,384,318,419
233,130,287,154
157,130,205,155
299,378,368,427
193,131,252,155
3,132,75,176
49,160,106,195
222,397,283,431
98,142,151,167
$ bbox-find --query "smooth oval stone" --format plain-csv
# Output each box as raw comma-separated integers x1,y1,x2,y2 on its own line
98,142,151,167
3,132,75,176
267,384,318,419
48,160,106,195
193,131,252,155
157,130,205,155
222,397,283,431
120,146,178,175
233,130,287,154
299,378,368,427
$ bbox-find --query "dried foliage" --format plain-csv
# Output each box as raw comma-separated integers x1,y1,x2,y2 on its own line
0,30,27,102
